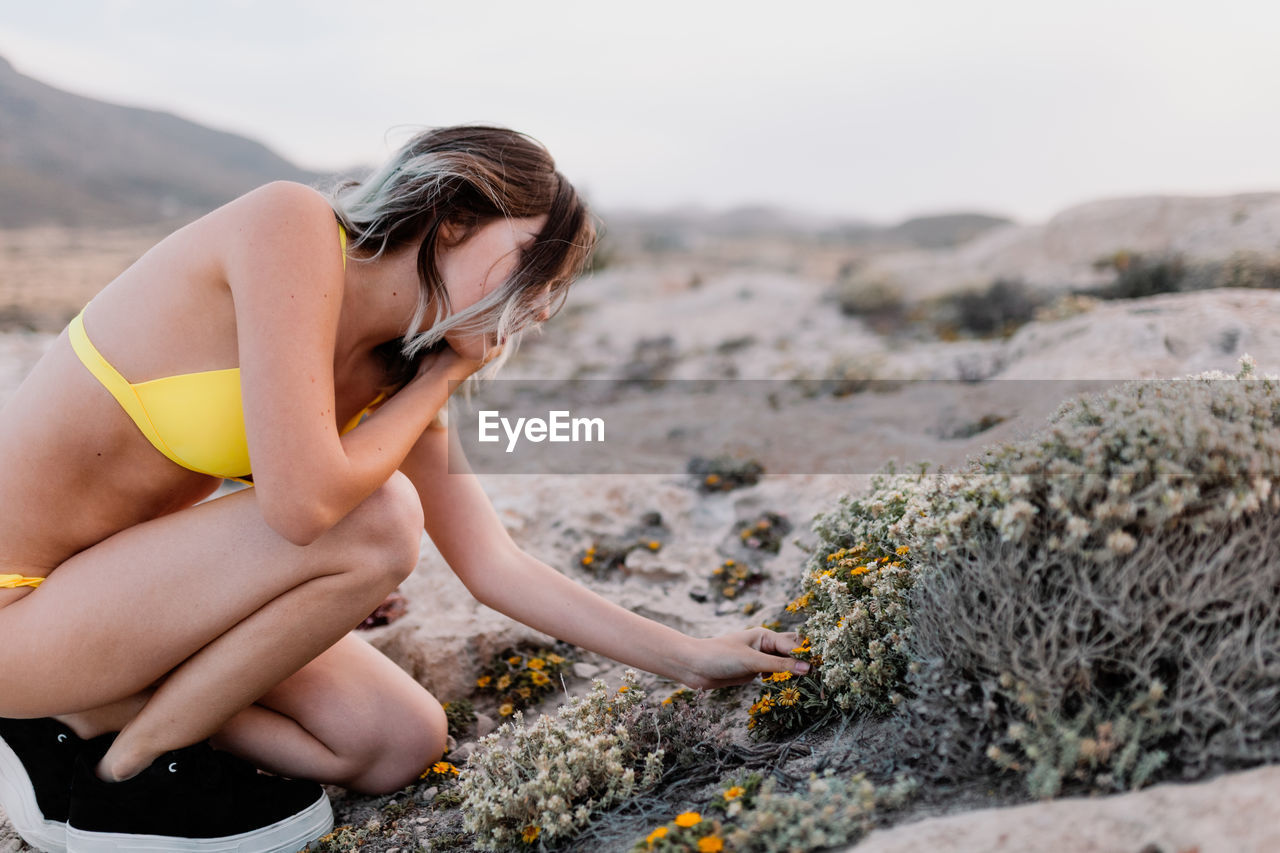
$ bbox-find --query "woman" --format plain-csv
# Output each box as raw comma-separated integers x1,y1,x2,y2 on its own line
0,126,808,853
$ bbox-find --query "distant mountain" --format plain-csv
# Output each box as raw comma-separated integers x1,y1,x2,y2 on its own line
0,55,322,227
883,213,1014,249
599,205,1012,253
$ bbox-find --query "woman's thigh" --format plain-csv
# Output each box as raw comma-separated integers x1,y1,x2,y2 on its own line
0,475,422,717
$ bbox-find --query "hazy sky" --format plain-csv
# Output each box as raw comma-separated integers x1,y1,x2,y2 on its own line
2,0,1278,223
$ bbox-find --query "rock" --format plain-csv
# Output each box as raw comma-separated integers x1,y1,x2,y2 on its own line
995,289,1280,380
447,742,477,763
851,192,1280,302
847,764,1280,853
474,714,497,738
623,547,684,582
572,663,601,679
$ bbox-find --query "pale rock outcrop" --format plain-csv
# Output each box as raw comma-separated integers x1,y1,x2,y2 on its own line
849,764,1280,853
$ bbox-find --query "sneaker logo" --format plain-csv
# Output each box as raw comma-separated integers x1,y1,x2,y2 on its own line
168,762,178,773
57,733,68,743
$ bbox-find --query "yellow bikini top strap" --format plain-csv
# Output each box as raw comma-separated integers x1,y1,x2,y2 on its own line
338,223,347,270
340,391,387,435
0,573,44,589
69,309,206,475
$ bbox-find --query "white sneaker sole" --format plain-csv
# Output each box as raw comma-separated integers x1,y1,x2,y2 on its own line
64,792,333,853
0,732,68,853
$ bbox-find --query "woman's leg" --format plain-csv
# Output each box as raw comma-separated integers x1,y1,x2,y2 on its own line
54,633,448,796
212,632,447,794
0,470,425,783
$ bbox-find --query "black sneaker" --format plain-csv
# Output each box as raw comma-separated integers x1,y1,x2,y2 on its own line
0,716,84,853
66,739,333,853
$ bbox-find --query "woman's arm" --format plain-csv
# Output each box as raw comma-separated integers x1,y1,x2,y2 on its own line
399,420,810,689
221,182,482,544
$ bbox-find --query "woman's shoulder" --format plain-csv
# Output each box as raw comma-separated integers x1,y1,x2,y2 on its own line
207,182,343,283
217,181,336,235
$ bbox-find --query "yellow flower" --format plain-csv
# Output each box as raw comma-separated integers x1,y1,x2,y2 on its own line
586,545,596,554
705,474,720,486
531,671,551,687
476,675,492,688
516,687,532,699
791,640,811,654
675,812,701,828
851,565,871,576
431,761,459,775
724,559,735,567
646,826,668,845
785,593,812,613
499,703,515,717
722,586,737,598
648,540,661,550
527,657,546,670
522,825,540,843
896,545,910,555
778,687,801,706
497,675,512,690
765,671,792,683
507,655,522,665
546,653,565,664
618,685,630,693
582,556,594,565
712,567,724,576
723,786,745,800
699,836,724,852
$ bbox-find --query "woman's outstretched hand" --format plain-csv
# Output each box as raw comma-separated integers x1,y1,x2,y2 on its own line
681,628,811,690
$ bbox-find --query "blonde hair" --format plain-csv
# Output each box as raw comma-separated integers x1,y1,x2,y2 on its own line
322,125,596,387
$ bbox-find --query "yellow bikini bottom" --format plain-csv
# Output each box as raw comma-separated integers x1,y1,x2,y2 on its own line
0,574,44,589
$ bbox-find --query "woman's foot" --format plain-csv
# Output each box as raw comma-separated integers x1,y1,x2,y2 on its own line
66,739,332,852
0,716,90,853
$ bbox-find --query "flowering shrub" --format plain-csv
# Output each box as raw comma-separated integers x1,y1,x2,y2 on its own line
441,698,476,740
733,512,791,553
473,647,572,718
576,511,668,577
745,668,827,739
774,473,923,722
633,772,915,852
898,356,1280,782
689,455,764,492
793,357,1280,792
707,558,767,603
459,671,664,849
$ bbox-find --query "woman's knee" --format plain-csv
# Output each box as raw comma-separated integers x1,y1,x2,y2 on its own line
341,692,448,795
339,471,424,586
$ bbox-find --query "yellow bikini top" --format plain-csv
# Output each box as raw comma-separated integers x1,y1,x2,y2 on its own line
68,223,385,485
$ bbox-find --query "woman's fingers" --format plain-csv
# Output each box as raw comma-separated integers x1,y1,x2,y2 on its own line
752,629,801,655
